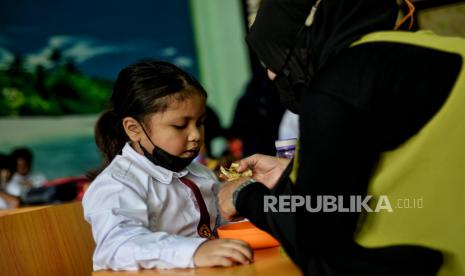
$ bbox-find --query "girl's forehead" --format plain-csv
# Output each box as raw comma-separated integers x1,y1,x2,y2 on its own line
166,93,205,108
154,94,206,118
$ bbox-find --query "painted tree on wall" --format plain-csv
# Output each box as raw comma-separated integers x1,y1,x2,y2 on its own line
0,53,112,116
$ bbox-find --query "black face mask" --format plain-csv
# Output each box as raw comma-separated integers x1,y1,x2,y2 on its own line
271,27,313,115
139,126,198,172
139,143,197,172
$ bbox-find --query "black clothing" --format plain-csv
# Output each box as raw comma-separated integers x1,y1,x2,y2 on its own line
236,41,461,275
229,70,285,156
246,0,399,114
241,0,462,274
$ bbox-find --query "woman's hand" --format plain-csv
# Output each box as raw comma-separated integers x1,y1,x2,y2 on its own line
236,154,290,189
218,155,290,221
194,239,253,267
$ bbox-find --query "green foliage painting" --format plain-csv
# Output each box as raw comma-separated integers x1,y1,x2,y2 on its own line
0,50,112,116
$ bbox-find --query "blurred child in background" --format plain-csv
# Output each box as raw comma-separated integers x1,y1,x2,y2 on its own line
4,148,46,197
0,153,20,209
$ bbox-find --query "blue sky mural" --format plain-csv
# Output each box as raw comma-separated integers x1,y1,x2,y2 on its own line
0,0,198,80
0,0,199,179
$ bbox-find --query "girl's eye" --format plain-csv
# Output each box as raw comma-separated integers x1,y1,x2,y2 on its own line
172,125,186,130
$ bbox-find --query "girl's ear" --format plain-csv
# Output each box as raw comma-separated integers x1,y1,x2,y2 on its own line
122,117,143,142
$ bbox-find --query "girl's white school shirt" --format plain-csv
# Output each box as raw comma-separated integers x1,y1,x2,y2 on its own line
82,143,219,271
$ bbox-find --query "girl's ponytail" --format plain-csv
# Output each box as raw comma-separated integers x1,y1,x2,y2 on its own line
87,108,126,180
95,108,126,165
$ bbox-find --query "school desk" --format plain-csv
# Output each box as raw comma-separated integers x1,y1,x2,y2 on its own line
0,202,302,276
92,246,302,276
0,202,95,276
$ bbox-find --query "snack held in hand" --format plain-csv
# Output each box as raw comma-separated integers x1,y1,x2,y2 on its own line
220,162,252,180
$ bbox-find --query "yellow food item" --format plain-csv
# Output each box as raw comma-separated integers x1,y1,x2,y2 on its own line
220,162,252,180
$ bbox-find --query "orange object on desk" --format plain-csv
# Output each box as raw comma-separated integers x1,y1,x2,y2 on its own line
217,221,280,249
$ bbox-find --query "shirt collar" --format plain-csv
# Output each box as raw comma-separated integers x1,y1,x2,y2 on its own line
121,143,208,184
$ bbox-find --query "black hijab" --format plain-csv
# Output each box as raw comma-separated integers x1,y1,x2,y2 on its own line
246,0,399,113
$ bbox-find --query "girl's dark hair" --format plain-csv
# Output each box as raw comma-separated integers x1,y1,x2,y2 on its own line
89,60,207,179
0,153,15,173
10,148,33,165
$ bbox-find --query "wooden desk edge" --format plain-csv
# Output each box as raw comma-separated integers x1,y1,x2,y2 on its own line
92,247,302,276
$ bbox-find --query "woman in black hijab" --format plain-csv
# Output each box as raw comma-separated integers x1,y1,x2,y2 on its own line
218,0,464,275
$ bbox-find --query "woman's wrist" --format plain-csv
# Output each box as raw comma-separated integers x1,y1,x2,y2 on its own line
232,178,257,208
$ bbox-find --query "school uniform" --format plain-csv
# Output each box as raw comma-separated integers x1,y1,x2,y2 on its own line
5,172,47,197
82,143,219,270
0,197,9,209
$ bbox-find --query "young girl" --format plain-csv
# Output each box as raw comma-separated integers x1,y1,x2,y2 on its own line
82,61,253,271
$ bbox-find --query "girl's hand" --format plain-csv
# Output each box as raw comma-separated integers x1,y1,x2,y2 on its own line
218,177,249,221
194,239,253,267
237,154,290,189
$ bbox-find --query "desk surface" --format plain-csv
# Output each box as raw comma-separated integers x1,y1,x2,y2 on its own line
0,205,48,217
92,247,302,276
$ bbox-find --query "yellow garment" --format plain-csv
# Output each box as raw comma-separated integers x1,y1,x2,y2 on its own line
290,140,299,184
352,31,465,276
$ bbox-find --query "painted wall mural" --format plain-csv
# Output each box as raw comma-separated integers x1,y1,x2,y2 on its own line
0,0,198,179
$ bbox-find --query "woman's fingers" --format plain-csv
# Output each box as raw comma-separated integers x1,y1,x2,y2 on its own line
237,154,260,172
